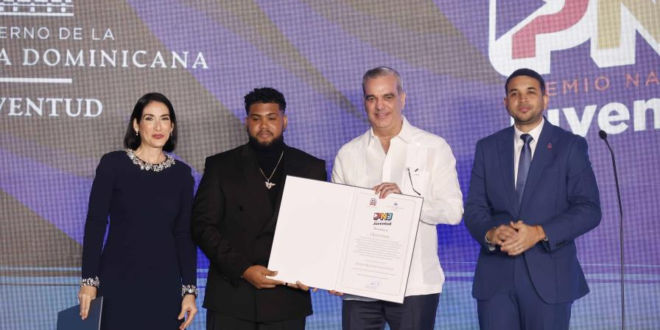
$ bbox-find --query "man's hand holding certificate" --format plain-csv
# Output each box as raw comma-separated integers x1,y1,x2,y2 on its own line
268,176,423,303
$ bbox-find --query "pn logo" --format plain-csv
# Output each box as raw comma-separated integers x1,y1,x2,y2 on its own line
0,0,74,17
373,213,393,226
373,213,393,221
488,0,658,75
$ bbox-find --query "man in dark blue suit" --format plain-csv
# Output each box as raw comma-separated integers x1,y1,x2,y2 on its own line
465,68,601,330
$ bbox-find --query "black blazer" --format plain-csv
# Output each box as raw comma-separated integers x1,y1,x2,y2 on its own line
191,143,327,322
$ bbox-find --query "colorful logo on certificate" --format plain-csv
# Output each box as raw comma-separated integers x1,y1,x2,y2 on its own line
373,213,393,226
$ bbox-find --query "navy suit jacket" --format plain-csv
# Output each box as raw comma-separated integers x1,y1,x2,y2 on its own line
465,120,601,304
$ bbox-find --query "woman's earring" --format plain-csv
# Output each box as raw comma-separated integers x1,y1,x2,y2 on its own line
135,130,139,136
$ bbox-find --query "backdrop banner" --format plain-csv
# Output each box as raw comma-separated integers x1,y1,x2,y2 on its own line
1,1,658,329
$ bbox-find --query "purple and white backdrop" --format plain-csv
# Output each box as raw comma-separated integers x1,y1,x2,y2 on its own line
1,1,658,329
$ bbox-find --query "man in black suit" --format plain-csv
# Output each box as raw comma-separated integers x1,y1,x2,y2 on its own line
192,87,327,330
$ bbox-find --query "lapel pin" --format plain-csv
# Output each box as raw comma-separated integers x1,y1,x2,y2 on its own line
547,143,552,150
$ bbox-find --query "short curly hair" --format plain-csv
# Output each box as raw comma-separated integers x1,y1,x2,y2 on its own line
244,87,286,114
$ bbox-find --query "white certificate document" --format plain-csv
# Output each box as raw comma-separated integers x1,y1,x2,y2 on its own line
268,176,423,303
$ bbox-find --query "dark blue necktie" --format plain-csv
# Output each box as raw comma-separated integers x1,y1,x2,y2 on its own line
516,134,533,205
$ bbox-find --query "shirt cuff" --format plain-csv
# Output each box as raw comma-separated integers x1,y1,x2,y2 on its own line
484,234,496,252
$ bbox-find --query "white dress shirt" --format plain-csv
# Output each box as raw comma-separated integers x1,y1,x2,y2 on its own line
513,118,544,186
485,119,546,250
332,117,464,297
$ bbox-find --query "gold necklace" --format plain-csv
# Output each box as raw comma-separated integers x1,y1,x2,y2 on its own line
258,151,284,190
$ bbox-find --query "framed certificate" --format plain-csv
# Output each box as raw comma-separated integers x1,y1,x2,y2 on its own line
268,176,423,303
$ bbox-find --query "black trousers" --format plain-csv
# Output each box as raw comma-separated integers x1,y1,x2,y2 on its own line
206,310,305,330
342,294,440,330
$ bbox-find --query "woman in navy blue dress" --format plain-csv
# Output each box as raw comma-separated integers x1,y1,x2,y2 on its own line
78,93,198,329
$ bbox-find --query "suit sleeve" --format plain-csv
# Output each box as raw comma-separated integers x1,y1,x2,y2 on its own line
81,153,114,280
419,140,464,225
541,137,601,252
312,159,328,182
174,170,197,286
464,140,498,252
191,157,252,285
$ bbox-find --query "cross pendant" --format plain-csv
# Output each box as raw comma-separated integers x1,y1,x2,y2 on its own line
265,181,276,190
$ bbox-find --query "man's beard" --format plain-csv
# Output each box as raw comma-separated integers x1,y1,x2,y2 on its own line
248,132,285,151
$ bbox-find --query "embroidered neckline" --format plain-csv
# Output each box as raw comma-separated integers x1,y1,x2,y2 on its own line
125,149,175,172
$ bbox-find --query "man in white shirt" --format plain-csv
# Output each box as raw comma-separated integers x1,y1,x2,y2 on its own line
331,66,464,329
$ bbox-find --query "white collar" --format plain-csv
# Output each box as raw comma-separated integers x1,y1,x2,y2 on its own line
514,117,544,143
367,116,414,147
